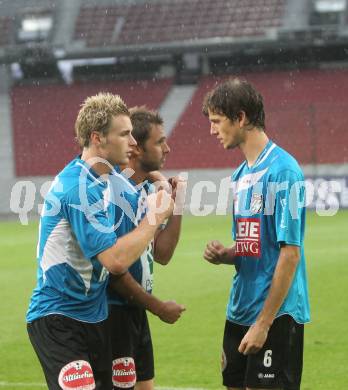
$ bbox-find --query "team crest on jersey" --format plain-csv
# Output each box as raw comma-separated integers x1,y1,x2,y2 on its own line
250,193,263,215
112,357,136,388
235,217,261,257
58,360,95,390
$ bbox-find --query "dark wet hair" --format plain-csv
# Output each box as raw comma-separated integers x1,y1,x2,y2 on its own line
202,78,265,129
129,106,163,147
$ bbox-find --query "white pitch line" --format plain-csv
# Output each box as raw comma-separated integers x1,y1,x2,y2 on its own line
0,383,46,388
0,383,217,390
157,388,214,390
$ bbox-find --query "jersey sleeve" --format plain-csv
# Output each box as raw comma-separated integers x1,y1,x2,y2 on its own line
274,169,305,246
62,184,117,259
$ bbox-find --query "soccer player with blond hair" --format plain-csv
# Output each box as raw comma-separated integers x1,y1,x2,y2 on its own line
27,93,173,390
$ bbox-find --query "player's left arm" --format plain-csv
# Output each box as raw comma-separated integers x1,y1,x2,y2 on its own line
238,244,300,355
153,213,182,265
153,175,185,265
109,272,185,323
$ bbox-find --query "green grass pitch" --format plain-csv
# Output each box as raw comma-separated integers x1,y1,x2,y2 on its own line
0,211,347,389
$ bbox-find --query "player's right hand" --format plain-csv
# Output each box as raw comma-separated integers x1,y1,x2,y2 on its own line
203,240,227,264
157,300,186,324
146,190,174,225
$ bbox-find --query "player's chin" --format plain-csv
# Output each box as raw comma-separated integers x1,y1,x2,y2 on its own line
121,155,130,165
225,141,236,149
151,161,163,171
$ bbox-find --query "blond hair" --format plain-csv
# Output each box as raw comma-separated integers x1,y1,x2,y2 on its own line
75,92,129,148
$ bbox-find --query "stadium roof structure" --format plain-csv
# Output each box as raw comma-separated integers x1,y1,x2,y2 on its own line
0,0,348,65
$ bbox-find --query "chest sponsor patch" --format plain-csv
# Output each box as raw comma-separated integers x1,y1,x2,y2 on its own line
235,217,261,257
58,360,95,390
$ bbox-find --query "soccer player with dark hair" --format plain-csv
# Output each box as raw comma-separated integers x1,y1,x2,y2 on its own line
202,79,310,390
26,94,174,390
108,106,185,390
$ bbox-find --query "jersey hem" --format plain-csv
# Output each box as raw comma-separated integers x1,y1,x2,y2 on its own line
226,312,310,327
26,311,108,324
277,240,301,247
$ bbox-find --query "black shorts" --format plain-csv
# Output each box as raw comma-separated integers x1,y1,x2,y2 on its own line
222,315,304,389
27,314,112,390
108,304,154,389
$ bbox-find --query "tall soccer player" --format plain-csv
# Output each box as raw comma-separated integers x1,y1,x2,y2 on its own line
108,106,185,390
26,93,173,390
202,79,310,390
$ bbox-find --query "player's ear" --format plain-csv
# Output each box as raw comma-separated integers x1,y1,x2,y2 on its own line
90,130,103,145
238,111,247,128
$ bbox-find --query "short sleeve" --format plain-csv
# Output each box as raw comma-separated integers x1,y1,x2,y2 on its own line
62,184,117,259
274,170,306,246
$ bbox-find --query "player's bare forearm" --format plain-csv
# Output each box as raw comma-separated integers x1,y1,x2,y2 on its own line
238,244,300,355
109,272,161,311
109,272,186,324
219,245,236,265
154,214,182,265
256,244,300,328
98,190,173,275
203,242,236,265
98,217,160,275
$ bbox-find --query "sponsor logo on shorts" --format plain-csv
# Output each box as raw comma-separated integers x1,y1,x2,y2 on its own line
112,357,136,388
235,218,261,257
58,360,95,390
258,372,275,379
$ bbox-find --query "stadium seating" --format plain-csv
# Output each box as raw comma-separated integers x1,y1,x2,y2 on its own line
74,0,286,47
11,69,348,176
11,78,173,176
165,69,348,169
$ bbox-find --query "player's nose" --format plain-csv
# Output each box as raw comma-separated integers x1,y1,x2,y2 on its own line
163,142,170,154
129,134,137,146
210,125,218,135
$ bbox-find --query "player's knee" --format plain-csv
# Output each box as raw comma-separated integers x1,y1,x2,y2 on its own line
135,379,154,390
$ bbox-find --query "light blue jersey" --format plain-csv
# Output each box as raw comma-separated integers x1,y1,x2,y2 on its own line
227,141,310,326
107,170,154,306
26,158,117,323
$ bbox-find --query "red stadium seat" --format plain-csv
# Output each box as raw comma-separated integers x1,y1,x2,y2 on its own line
73,0,287,47
165,69,348,169
11,79,173,176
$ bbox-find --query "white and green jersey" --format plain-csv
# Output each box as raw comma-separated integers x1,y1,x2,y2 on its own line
107,174,154,306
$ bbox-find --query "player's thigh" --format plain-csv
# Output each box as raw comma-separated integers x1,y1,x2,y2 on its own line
222,320,249,389
134,311,154,383
109,305,139,389
27,315,97,390
245,315,303,390
87,319,113,389
135,379,154,390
